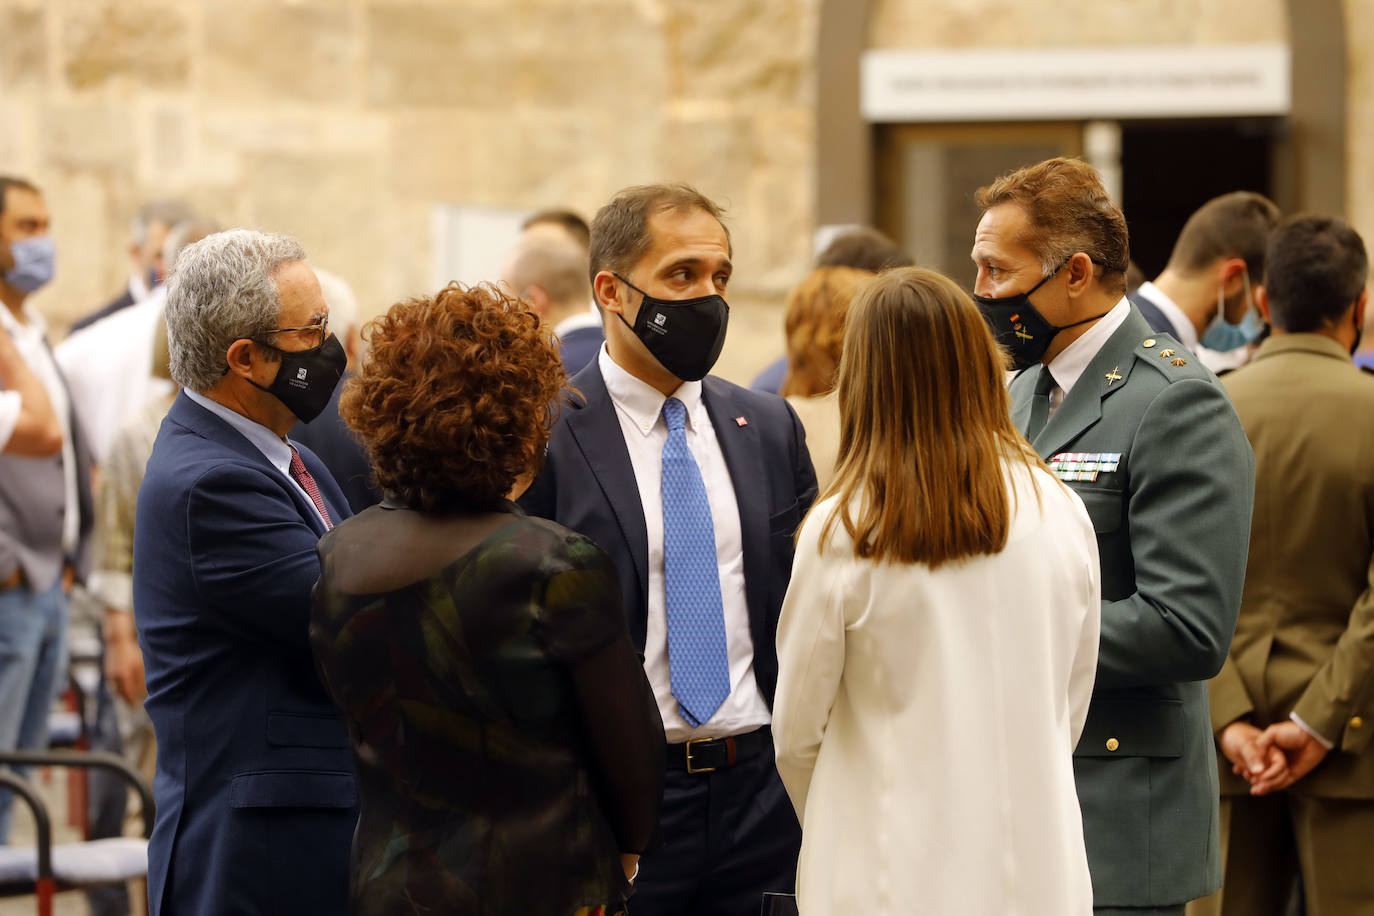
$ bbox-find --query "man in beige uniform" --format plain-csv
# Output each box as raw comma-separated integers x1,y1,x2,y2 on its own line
1193,214,1374,915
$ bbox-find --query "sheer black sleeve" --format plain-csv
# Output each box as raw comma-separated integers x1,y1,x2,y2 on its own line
570,634,665,853
537,534,665,854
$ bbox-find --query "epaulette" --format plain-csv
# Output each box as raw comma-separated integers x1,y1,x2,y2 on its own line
1133,335,1213,383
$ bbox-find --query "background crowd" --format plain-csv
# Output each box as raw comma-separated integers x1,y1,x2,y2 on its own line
0,148,1370,916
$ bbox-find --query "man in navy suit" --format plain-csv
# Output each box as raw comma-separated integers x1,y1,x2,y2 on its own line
520,183,817,915
133,230,356,915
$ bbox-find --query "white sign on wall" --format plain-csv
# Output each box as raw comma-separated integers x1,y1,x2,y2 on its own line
431,204,529,293
862,44,1290,122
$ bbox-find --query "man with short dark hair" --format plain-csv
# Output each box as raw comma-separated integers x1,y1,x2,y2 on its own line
1130,191,1281,372
521,183,816,915
1191,215,1374,916
0,174,95,841
972,157,1255,914
135,229,355,915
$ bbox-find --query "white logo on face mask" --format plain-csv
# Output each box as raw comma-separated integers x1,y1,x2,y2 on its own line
297,368,308,380
654,313,667,326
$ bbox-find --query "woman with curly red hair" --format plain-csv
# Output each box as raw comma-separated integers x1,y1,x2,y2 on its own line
310,283,664,916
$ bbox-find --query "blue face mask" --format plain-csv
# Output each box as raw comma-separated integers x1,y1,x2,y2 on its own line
3,236,56,294
1201,269,1264,352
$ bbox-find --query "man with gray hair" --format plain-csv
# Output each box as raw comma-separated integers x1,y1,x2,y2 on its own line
133,229,355,915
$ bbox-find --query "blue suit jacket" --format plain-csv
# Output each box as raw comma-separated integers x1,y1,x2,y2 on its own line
133,393,357,916
518,361,817,705
558,325,606,377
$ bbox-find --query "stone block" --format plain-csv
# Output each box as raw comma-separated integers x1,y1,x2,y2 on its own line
41,102,137,171
388,107,657,214
664,0,810,106
0,6,47,93
203,1,356,105
367,1,661,110
366,2,519,108
60,0,190,90
240,150,389,322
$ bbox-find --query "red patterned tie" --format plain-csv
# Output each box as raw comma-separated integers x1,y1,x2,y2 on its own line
288,445,333,530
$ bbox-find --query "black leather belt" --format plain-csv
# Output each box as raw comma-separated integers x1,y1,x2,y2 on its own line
667,726,771,774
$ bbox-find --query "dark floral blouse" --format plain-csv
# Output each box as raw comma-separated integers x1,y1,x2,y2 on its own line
310,502,663,916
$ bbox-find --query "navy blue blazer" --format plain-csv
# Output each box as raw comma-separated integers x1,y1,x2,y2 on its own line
518,361,818,706
558,325,606,376
133,392,357,916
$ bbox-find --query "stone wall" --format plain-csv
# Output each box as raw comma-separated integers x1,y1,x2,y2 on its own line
3,0,1371,387
0,0,819,384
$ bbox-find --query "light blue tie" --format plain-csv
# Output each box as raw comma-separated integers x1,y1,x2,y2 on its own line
661,397,731,727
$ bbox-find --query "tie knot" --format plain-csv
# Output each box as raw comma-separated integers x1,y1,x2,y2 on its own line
1034,366,1056,396
662,397,687,432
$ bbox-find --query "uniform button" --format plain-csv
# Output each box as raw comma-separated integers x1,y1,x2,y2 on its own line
1106,738,1120,752
1351,716,1364,730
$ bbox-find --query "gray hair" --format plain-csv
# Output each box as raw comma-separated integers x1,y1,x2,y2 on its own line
131,199,195,246
165,229,307,392
162,217,222,273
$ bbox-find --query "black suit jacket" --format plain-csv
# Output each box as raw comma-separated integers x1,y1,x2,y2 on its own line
519,360,817,705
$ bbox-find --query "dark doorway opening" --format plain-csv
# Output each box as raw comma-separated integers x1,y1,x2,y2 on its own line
1120,118,1286,278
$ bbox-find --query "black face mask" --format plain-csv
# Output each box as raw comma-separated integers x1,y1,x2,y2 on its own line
972,260,1111,370
248,334,347,423
612,273,728,382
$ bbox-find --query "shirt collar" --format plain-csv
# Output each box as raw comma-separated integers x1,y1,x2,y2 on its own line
1046,298,1131,397
1252,332,1354,365
1135,281,1199,350
598,345,704,437
183,388,293,475
0,302,48,338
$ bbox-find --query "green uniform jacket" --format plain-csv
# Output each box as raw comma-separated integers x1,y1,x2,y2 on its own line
1213,334,1374,798
1009,306,1255,907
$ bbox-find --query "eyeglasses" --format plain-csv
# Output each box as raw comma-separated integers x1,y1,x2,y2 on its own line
257,315,329,349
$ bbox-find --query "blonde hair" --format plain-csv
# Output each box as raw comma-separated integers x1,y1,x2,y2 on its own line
780,266,871,398
818,267,1045,566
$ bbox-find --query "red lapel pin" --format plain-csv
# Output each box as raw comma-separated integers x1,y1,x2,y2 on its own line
735,416,748,427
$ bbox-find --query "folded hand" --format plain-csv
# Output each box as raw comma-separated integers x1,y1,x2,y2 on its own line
1218,720,1286,794
1246,721,1329,796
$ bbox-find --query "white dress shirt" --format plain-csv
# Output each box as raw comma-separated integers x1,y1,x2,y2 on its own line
0,304,80,555
1044,298,1131,417
183,389,330,529
598,347,771,743
55,289,174,465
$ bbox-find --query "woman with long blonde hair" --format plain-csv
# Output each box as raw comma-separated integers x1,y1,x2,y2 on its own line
772,267,1101,915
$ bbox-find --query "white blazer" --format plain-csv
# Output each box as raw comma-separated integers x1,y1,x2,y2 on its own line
774,460,1101,915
